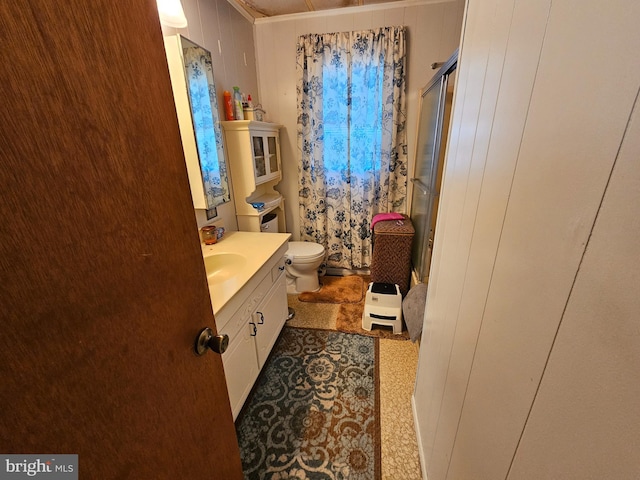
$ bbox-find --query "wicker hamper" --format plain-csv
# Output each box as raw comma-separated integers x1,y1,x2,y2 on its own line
370,215,415,297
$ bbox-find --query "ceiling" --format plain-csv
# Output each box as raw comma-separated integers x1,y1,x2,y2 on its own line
228,0,408,19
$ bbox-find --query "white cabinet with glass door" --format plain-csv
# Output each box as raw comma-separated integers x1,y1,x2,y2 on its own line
222,121,286,232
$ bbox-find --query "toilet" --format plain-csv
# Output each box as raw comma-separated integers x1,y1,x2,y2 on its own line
285,241,325,294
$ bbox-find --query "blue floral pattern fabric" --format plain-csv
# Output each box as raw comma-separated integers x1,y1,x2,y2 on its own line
183,46,230,211
296,27,407,269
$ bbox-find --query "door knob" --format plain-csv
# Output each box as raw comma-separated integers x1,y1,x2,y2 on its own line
195,327,229,356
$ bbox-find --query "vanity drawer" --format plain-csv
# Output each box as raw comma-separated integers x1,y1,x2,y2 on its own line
271,256,286,283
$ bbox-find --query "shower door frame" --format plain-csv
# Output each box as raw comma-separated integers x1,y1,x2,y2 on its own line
409,51,458,284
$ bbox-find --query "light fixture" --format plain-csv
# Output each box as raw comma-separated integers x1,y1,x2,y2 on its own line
156,0,188,28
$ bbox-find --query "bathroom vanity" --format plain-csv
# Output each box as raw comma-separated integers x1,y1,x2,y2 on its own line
202,231,291,419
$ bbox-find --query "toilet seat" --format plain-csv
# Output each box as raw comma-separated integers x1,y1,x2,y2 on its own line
286,241,324,261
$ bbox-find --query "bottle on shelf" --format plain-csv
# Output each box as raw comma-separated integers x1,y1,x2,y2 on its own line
233,86,244,120
223,90,234,121
243,94,255,120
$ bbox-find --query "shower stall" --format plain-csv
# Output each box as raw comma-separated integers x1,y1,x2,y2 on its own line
409,51,457,285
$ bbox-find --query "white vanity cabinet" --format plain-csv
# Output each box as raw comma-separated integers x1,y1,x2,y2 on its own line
220,312,260,417
211,237,289,420
254,269,288,367
221,121,287,233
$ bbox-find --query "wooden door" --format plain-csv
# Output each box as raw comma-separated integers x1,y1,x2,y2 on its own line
0,1,243,478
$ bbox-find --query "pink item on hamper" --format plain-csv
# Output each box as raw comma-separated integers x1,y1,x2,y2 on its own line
370,212,405,229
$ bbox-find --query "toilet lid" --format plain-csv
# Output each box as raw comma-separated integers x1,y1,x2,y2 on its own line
287,241,324,259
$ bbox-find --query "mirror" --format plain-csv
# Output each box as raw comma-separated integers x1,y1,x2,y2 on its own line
164,35,230,219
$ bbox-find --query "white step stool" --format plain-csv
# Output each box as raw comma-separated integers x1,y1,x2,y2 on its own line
362,282,403,334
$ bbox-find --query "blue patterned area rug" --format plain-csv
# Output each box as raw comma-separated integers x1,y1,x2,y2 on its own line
236,327,380,480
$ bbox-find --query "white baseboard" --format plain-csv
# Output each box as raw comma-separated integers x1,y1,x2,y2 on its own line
412,394,429,480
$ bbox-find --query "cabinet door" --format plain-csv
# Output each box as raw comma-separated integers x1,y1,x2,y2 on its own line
251,135,267,182
254,274,288,368
266,136,279,177
220,316,260,420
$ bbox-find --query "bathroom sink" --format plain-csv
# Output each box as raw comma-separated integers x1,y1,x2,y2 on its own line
204,253,246,284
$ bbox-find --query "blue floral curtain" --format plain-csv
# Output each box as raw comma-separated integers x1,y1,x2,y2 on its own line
183,46,230,214
296,27,407,269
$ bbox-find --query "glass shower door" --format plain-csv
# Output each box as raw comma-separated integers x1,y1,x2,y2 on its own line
410,53,457,284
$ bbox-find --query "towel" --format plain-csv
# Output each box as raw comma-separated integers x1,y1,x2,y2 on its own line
370,212,405,229
402,283,428,342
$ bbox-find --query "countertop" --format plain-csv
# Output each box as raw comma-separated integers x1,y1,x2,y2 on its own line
201,231,291,314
